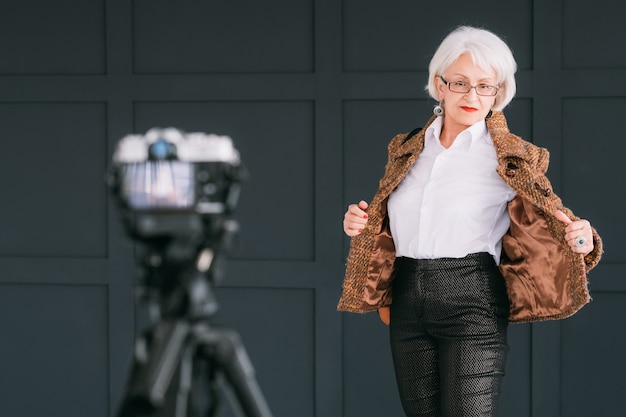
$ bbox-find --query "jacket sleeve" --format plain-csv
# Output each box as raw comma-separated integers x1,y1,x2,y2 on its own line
551,205,603,272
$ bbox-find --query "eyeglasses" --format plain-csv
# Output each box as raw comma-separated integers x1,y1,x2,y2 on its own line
439,76,499,97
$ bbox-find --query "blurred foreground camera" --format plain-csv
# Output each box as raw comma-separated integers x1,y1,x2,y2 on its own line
110,128,273,417
110,127,243,240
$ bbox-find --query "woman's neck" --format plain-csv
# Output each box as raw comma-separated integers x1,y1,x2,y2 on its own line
439,124,466,148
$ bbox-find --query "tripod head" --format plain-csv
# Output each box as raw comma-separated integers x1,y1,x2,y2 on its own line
109,127,244,321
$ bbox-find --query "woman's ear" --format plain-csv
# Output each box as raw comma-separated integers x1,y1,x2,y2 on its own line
435,76,445,100
492,84,503,109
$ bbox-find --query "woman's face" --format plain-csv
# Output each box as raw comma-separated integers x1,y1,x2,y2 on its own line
436,53,498,131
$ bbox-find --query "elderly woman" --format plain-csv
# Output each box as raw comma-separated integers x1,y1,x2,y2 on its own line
338,26,602,417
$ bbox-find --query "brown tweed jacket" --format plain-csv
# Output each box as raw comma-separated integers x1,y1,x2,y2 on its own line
337,111,602,323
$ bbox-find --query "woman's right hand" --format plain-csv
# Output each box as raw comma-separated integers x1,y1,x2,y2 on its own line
343,200,369,236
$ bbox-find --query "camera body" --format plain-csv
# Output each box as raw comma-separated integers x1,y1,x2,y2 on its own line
110,127,243,241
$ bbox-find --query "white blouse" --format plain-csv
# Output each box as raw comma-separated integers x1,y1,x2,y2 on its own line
387,116,516,264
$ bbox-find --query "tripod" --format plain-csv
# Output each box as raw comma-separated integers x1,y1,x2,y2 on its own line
116,218,274,417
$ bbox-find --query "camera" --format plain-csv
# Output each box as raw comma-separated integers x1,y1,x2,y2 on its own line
111,129,273,417
110,127,244,240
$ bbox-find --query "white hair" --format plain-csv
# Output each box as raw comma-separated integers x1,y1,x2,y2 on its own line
426,26,517,111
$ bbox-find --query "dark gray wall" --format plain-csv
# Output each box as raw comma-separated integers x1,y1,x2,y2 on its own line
0,1,623,416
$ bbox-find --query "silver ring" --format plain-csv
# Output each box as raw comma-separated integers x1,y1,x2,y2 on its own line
575,236,587,248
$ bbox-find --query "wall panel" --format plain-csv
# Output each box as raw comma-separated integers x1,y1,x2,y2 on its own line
0,102,108,257
0,284,108,417
132,0,314,74
563,0,626,68
342,314,402,417
562,98,623,263
561,292,626,416
342,0,533,72
0,0,105,74
342,99,431,201
499,325,532,417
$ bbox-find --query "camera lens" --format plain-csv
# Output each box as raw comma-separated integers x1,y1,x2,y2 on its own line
149,139,176,160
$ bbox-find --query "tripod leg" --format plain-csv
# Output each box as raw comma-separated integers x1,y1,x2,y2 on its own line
117,320,190,417
204,358,223,417
195,326,274,417
184,351,223,417
174,343,195,417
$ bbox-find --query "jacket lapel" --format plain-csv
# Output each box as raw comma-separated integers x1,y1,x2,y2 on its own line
488,111,534,162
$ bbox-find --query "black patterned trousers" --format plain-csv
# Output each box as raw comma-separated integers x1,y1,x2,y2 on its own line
389,253,510,417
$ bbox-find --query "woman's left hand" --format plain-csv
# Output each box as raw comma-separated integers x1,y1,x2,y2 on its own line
555,210,594,255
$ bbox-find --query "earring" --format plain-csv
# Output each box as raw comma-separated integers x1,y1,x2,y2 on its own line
485,109,493,119
433,103,444,116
